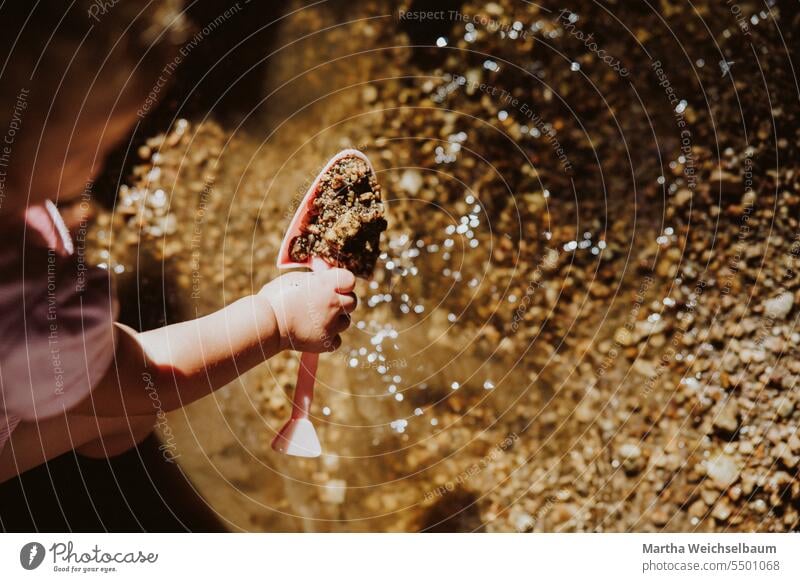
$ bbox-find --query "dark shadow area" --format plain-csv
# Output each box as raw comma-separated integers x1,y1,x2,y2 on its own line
418,488,485,532
0,435,225,532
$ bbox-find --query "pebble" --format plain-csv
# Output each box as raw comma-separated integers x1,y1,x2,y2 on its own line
764,292,794,319
688,499,707,519
774,444,798,469
674,188,692,207
362,85,378,103
619,443,645,475
511,508,534,532
319,480,348,504
711,500,732,522
776,398,795,419
713,398,740,435
398,169,423,195
633,359,658,378
706,454,740,489
650,508,669,527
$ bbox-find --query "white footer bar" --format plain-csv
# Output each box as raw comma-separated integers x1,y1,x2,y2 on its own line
2,533,798,581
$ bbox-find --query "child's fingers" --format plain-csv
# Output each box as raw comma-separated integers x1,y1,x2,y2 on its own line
322,268,356,293
336,292,358,313
331,313,351,334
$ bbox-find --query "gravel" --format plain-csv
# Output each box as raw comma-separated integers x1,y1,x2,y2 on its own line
86,0,800,532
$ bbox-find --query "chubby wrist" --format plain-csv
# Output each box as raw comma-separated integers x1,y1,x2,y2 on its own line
255,288,290,352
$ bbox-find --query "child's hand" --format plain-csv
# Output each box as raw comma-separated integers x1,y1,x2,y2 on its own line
259,268,357,352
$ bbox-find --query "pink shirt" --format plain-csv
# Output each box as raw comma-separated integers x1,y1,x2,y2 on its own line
0,200,118,453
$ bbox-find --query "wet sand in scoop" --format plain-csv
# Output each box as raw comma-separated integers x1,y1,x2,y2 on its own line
289,156,387,277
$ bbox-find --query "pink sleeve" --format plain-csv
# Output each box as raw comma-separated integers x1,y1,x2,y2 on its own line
0,201,118,426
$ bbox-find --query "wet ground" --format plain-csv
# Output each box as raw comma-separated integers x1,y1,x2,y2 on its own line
89,0,800,531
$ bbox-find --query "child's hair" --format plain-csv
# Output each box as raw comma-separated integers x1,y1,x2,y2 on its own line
0,1,187,139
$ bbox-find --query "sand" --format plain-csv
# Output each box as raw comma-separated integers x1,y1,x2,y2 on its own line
289,155,387,278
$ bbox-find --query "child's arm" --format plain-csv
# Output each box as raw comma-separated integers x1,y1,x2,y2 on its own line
74,268,357,417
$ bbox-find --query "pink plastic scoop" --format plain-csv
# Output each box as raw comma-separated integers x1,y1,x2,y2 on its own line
272,149,376,458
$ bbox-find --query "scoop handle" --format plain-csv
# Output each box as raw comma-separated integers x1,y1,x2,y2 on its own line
290,351,318,419
289,256,332,419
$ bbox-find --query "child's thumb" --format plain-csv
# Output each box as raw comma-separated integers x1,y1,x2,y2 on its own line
322,268,356,293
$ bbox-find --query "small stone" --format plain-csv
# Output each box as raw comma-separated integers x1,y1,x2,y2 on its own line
634,318,666,341
633,359,658,378
739,347,765,364
362,85,378,103
713,398,740,436
740,472,757,496
788,433,800,454
774,444,798,469
512,509,534,532
619,443,644,475
711,500,732,522
706,454,740,489
700,488,720,505
549,503,578,526
319,479,347,504
675,188,692,207
614,327,635,346
722,353,739,373
776,398,795,419
765,336,785,353
781,375,797,391
398,169,423,196
688,499,707,518
650,507,669,527
764,292,794,319
575,402,595,423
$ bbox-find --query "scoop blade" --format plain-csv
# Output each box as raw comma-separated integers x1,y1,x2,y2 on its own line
276,149,376,270
271,417,322,458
